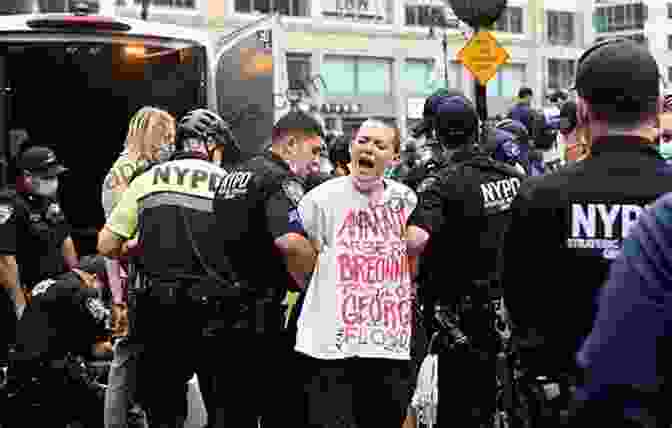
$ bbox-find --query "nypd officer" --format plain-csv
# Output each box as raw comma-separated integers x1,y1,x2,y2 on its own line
0,146,78,356
212,110,320,428
98,108,240,428
408,91,525,427
502,39,672,422
7,255,112,428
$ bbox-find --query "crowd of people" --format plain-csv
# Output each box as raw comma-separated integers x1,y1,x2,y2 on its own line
0,37,672,428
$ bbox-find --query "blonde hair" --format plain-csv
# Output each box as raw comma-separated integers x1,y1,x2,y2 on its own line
125,106,175,161
360,118,402,153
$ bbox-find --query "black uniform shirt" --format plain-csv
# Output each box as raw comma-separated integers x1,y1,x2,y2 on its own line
409,150,525,300
0,189,70,290
15,271,108,362
502,136,672,368
214,151,307,331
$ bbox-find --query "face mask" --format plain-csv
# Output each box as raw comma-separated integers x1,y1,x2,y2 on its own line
32,176,58,197
660,142,672,160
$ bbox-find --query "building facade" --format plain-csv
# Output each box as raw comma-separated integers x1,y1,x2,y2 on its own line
593,0,672,90
111,0,594,136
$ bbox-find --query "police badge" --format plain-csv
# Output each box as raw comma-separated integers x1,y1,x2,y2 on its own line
0,204,13,224
282,179,305,206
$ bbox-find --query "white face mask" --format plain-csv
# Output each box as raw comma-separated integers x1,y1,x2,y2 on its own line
32,176,59,197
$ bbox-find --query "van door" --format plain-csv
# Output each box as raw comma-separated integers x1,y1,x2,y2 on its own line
215,21,274,159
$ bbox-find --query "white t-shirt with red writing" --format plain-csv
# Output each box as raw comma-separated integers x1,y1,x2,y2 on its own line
296,176,418,360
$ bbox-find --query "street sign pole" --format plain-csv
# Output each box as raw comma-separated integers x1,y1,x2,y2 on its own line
447,0,507,145
472,26,488,145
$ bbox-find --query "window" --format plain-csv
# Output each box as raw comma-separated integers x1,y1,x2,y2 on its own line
405,4,457,28
402,59,459,95
669,3,672,19
235,0,309,16
593,3,646,33
133,0,196,7
547,11,574,45
286,53,311,91
494,7,523,34
669,35,672,51
322,56,392,96
547,59,575,91
486,64,525,97
669,67,672,85
596,33,648,46
322,0,391,23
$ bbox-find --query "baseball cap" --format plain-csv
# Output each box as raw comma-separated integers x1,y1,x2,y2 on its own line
574,39,660,104
18,146,67,177
518,87,533,99
411,88,463,138
434,93,479,139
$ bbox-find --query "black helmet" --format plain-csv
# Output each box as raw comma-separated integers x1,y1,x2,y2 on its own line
176,109,241,163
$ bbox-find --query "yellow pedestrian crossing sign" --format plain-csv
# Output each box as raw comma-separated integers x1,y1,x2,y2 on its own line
457,30,510,86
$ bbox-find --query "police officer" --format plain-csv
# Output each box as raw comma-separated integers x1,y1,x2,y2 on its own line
0,147,78,353
98,108,240,428
7,255,112,428
502,39,672,422
407,91,526,427
212,109,320,428
404,88,464,189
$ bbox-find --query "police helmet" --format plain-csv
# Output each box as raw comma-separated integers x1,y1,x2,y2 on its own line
176,109,241,163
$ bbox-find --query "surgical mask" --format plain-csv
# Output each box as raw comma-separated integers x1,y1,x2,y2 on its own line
32,176,58,197
659,141,672,160
287,158,313,178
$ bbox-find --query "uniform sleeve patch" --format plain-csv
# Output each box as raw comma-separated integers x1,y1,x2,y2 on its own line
282,179,305,206
32,279,56,297
0,204,14,224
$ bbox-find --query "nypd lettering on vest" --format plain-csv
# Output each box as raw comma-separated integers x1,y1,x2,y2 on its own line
153,165,225,192
480,177,521,213
217,171,253,200
567,202,651,259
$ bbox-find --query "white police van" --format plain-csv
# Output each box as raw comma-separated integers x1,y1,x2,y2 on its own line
0,7,276,254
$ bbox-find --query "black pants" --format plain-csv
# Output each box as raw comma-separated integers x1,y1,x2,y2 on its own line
133,293,287,428
301,355,412,428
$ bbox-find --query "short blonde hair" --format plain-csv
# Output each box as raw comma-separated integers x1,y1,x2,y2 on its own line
125,107,175,160
360,118,401,153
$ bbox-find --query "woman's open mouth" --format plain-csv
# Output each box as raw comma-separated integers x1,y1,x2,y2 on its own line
358,158,375,169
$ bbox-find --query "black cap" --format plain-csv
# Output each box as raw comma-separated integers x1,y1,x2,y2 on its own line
18,146,67,177
411,88,462,138
273,110,323,140
518,87,533,98
574,39,659,105
559,101,578,134
76,255,108,278
434,92,479,139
